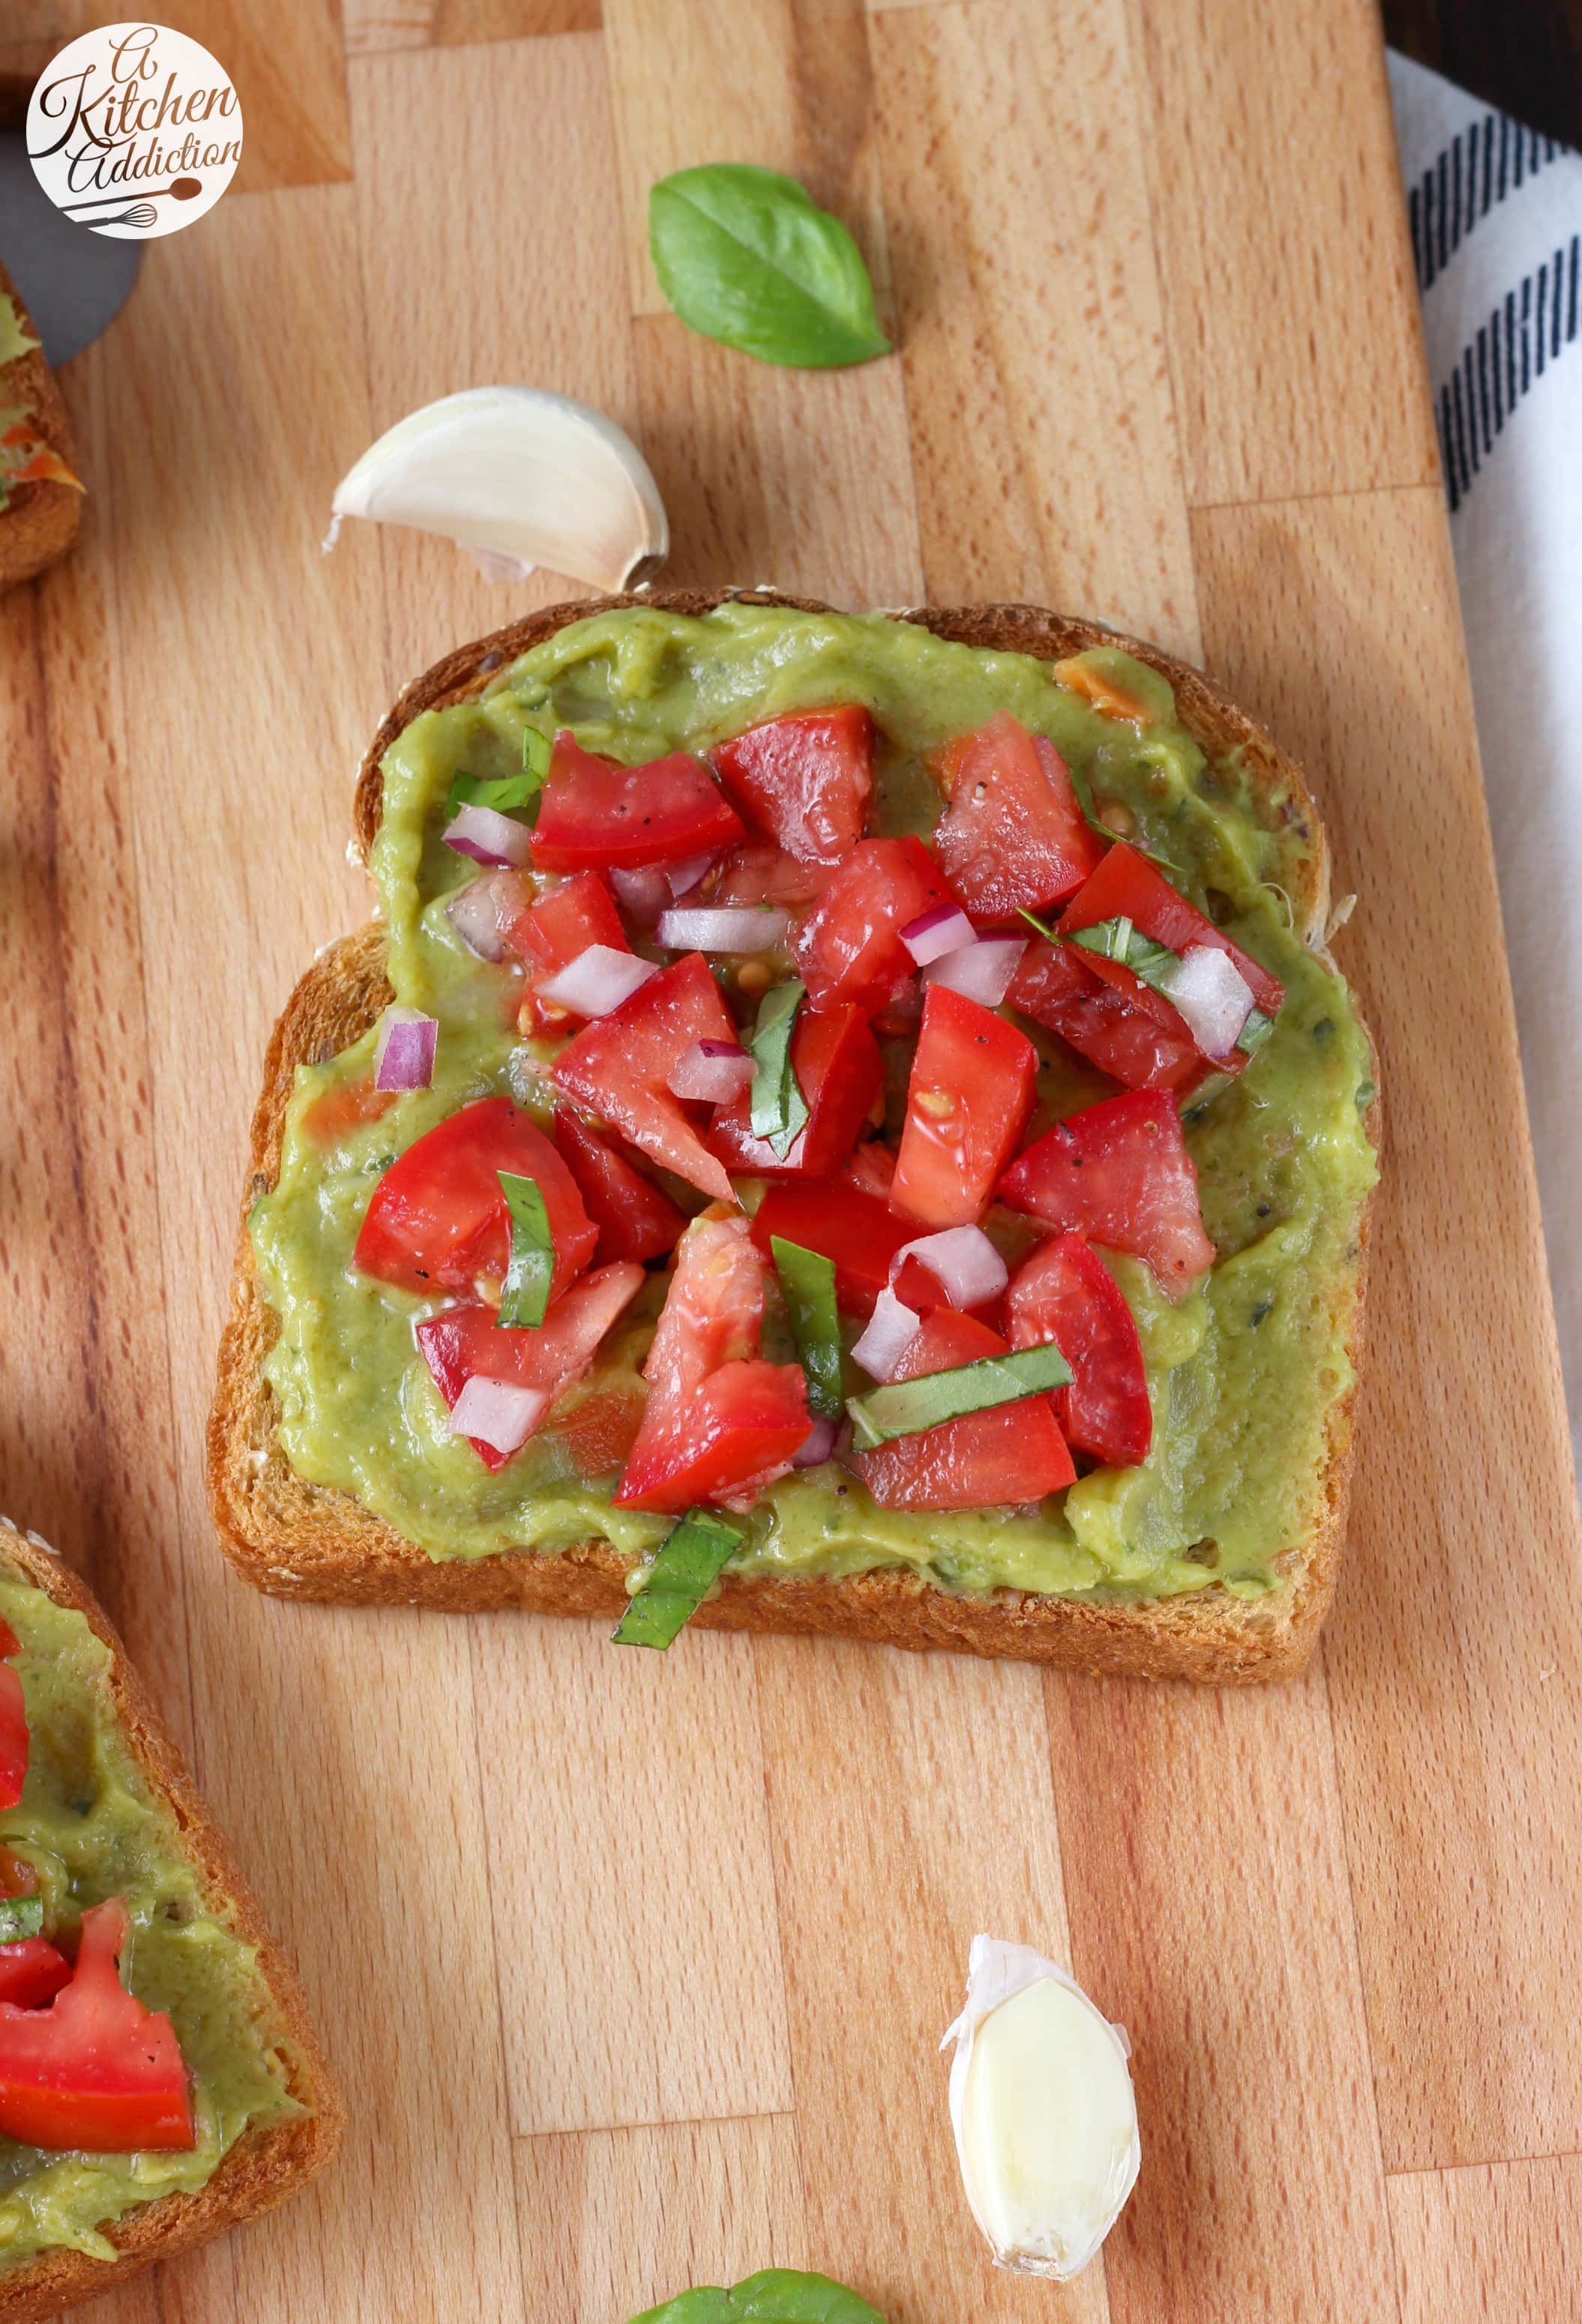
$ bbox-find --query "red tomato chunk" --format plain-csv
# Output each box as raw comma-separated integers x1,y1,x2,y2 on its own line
853,1309,1075,1511
0,1899,193,2153
1003,1232,1152,1467
416,1262,646,1470
933,714,1103,921
793,836,951,1017
553,1107,690,1265
553,953,740,1202
891,985,1037,1228
503,871,631,1033
532,735,745,872
712,706,874,865
997,1089,1214,1299
749,1178,918,1316
354,1098,597,1302
1008,937,1207,1094
0,1940,73,2011
1059,840,1284,1023
709,1003,882,1178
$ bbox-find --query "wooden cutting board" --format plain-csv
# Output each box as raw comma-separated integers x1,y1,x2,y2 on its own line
4,2,1581,2317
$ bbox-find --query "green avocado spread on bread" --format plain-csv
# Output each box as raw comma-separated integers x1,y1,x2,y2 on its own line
252,604,1377,1603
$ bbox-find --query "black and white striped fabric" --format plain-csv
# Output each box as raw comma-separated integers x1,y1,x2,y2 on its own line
1389,55,1582,1468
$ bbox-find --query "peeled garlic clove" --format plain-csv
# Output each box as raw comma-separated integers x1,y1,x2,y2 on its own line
942,1934,1140,2281
325,387,668,592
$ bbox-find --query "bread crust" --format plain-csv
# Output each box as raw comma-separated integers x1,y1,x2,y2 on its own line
210,591,1377,1683
0,265,82,595
0,1520,342,2320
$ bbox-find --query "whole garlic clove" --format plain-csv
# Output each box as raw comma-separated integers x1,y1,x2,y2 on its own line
325,387,669,592
942,1935,1140,2281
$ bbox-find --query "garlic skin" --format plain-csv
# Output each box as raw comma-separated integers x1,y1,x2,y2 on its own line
942,1935,1140,2282
325,388,668,591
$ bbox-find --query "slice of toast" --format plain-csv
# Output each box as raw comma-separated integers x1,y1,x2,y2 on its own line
0,264,82,594
0,1518,341,2320
208,592,1377,1683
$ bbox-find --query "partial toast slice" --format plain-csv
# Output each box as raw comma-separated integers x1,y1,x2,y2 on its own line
208,592,1376,1683
0,264,82,594
0,1518,341,2320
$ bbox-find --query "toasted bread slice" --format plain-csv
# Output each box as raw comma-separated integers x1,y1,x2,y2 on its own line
0,1518,341,2319
0,264,82,594
208,592,1376,1683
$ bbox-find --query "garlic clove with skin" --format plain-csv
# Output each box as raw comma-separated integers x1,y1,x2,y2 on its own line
325,387,668,591
942,1935,1140,2281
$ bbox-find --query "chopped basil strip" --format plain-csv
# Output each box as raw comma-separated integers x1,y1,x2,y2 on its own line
748,979,810,1161
1238,1006,1275,1055
1067,915,1179,993
630,2271,886,2324
770,1236,843,1420
496,1170,553,1329
1017,906,1058,941
611,1508,745,1650
443,725,551,828
0,1895,43,1944
846,1343,1073,1451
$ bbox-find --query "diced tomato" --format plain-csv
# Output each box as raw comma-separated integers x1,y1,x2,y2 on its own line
1003,1232,1152,1467
705,844,835,912
552,954,740,1202
554,1385,647,1479
503,872,631,1033
711,706,873,864
416,1261,646,1470
614,1214,810,1511
750,1178,917,1316
891,986,1037,1229
708,1003,882,1177
531,734,745,873
0,1899,193,2153
792,836,951,1017
852,1308,1075,1511
1008,937,1207,1093
553,1107,689,1264
0,1941,72,2011
0,1625,24,1813
843,1142,897,1200
997,1089,1215,1298
301,1076,398,1148
355,1098,597,1302
933,714,1104,921
1059,842,1284,1023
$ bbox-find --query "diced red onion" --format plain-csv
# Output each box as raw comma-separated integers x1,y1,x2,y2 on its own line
445,869,517,962
890,1225,1008,1310
900,901,975,966
537,944,658,1019
373,1008,438,1092
448,1375,547,1454
924,936,1028,1007
792,1415,840,1468
1161,945,1254,1058
610,864,670,925
443,802,535,868
852,1287,921,1383
655,905,791,954
667,850,720,898
667,1038,755,1104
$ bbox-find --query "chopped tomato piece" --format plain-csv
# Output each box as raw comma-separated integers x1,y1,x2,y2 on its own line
0,1899,193,2152
416,1261,646,1470
1008,938,1207,1093
301,1075,398,1148
554,1385,647,1479
615,1215,810,1511
1003,1232,1152,1467
1059,841,1284,1023
531,734,745,872
552,953,739,1202
997,1089,1214,1299
0,1625,24,1812
355,1098,597,1302
933,714,1103,921
705,843,836,912
709,1003,882,1177
552,1107,689,1265
852,1309,1075,1511
891,986,1037,1229
792,836,951,1017
749,1178,917,1316
843,1141,897,1200
503,872,631,1033
0,1941,72,2011
711,706,873,864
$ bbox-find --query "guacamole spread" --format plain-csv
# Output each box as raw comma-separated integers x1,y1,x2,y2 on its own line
252,605,1376,1603
0,1566,302,2272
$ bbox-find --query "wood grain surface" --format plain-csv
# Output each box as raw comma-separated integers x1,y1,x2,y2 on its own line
5,3,1580,2320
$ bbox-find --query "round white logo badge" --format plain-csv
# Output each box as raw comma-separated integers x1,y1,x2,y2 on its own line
26,22,243,240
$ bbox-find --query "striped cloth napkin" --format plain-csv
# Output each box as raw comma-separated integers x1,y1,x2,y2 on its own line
1389,54,1582,1473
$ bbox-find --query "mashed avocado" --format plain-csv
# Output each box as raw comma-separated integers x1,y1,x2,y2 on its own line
252,605,1377,1604
0,1567,302,2272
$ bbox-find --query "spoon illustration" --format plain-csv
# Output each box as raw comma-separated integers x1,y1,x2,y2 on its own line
61,176,202,215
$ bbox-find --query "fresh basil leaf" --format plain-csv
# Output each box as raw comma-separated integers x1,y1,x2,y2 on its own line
1237,1006,1275,1056
846,1343,1073,1451
649,164,890,370
630,2273,885,2324
1068,915,1178,996
0,1895,43,1944
443,728,551,828
770,1237,843,1421
611,1508,745,1650
496,1171,553,1329
749,980,810,1161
